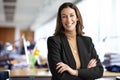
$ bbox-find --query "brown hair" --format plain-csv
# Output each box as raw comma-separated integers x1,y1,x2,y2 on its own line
54,2,84,36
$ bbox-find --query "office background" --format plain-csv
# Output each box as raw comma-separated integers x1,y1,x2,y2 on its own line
0,0,120,79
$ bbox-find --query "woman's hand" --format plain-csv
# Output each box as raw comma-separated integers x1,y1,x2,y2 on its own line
87,59,97,68
56,62,78,76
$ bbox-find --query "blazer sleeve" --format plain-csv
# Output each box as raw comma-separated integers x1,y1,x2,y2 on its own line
78,37,104,79
47,36,75,80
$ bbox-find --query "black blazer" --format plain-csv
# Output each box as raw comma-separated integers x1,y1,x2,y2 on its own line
47,34,103,80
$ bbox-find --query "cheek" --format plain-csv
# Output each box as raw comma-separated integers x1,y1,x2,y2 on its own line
74,19,78,25
74,18,78,22
61,19,66,26
61,18,66,23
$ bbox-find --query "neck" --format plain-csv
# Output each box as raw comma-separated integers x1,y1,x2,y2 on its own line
65,31,76,40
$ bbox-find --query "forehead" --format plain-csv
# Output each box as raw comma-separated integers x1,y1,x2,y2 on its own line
61,7,75,15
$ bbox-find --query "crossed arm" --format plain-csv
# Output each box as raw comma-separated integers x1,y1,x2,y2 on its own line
56,58,97,76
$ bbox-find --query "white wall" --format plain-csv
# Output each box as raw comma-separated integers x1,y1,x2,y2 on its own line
34,18,56,59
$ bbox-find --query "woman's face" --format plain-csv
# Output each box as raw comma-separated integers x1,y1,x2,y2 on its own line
61,7,78,32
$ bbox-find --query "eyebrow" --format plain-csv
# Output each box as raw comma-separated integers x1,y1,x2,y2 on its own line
61,12,75,15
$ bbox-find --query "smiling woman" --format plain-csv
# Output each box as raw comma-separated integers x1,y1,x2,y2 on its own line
47,2,103,80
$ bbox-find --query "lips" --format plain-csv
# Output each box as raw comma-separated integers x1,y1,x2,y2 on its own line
66,23,73,27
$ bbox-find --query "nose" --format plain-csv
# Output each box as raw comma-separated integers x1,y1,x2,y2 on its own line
67,16,71,23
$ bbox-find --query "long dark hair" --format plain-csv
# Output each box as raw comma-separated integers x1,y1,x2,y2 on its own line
54,2,84,36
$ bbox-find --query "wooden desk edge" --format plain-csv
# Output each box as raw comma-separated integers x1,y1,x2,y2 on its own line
1,68,120,78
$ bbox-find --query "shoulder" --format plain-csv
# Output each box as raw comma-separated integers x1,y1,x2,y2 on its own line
79,35,92,42
79,36,94,52
78,36,94,49
47,35,61,43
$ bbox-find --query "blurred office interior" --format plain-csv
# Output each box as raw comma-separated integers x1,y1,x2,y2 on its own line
0,0,120,80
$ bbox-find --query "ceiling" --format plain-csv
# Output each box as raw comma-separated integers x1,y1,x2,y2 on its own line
0,0,81,30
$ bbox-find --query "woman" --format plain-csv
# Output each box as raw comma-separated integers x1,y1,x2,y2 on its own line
47,2,103,80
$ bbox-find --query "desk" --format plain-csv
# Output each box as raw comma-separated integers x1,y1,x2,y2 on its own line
100,71,120,80
103,70,120,77
0,67,120,80
0,67,51,80
10,67,51,78
0,67,51,77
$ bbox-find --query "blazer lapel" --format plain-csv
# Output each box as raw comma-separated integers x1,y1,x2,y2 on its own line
77,36,89,68
60,34,76,69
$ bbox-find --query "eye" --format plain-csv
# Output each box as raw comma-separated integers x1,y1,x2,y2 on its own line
61,15,67,18
70,14,74,17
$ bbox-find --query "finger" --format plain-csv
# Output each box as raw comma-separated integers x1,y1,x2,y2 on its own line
88,59,95,66
90,61,97,66
56,64,62,70
57,63,68,73
56,62,64,69
89,59,96,64
56,62,63,65
58,66,67,73
90,59,97,65
88,59,97,68
58,67,64,73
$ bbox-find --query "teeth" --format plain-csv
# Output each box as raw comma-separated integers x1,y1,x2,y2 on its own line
67,23,72,26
